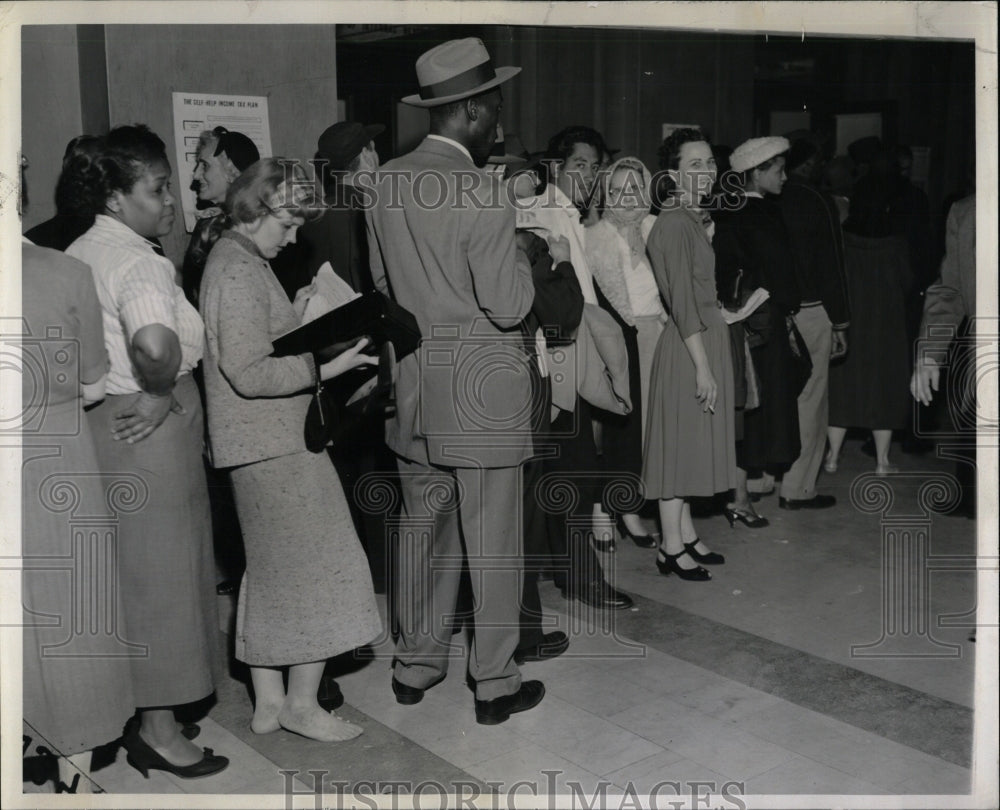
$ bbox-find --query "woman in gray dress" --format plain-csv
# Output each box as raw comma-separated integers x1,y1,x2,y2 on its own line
200,158,382,743
641,128,735,581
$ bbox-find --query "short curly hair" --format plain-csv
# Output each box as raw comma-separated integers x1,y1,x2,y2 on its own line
65,124,169,217
226,158,323,225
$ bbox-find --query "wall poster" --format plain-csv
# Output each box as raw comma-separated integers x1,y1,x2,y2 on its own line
171,92,272,232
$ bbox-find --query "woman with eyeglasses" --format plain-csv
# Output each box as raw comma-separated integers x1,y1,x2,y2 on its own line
199,158,382,742
66,124,228,779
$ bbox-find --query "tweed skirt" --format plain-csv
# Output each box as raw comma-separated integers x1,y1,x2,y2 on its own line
230,450,382,666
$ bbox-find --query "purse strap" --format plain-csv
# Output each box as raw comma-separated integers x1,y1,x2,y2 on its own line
311,354,327,427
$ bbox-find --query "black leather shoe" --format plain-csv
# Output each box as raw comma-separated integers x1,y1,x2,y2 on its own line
683,539,725,565
475,680,545,725
122,726,228,779
655,550,711,581
779,494,836,510
317,676,345,712
514,631,569,664
391,677,425,705
570,581,634,610
215,579,239,596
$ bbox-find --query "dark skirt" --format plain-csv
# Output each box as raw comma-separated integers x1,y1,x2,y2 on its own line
829,234,911,430
738,308,802,473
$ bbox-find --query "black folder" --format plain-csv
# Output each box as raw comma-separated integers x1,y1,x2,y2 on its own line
271,291,420,361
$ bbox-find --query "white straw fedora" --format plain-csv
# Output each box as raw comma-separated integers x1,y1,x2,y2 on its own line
402,38,521,107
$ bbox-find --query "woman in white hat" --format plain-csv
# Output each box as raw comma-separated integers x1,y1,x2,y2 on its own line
713,136,803,527
641,128,735,581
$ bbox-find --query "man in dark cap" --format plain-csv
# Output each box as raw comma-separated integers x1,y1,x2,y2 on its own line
272,121,384,299
270,121,393,600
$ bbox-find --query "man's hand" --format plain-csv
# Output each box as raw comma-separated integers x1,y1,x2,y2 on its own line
910,357,940,406
831,328,848,359
112,391,184,444
547,235,571,266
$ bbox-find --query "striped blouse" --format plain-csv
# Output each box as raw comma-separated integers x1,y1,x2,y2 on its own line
67,215,204,395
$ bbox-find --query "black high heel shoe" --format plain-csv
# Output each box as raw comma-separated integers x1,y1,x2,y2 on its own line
724,506,769,529
616,516,659,549
655,550,711,581
683,539,725,565
123,725,229,779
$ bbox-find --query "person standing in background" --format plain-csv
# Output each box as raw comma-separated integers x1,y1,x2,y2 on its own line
271,120,393,597
181,126,260,307
775,134,850,509
911,193,977,518
24,135,101,251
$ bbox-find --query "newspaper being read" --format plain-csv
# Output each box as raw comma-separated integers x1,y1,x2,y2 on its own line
294,262,362,324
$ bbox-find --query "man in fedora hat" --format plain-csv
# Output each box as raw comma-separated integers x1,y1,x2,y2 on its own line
367,37,545,724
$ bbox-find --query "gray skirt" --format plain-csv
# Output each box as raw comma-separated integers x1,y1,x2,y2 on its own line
230,450,382,666
85,374,219,706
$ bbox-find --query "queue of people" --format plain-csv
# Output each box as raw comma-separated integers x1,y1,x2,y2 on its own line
20,34,975,786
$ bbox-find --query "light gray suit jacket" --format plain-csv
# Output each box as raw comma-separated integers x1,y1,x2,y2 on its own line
366,137,535,469
921,194,976,357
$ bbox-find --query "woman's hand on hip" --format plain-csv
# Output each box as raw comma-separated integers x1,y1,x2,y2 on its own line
319,337,379,381
695,366,718,413
112,391,184,444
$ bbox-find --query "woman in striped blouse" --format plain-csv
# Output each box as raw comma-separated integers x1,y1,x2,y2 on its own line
67,124,227,780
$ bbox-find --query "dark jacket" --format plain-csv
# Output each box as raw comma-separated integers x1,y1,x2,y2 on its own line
777,176,851,327
271,183,374,300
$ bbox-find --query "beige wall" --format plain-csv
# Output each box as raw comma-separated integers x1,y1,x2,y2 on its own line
104,24,338,263
21,26,84,232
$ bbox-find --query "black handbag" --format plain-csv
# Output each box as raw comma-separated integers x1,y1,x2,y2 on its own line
272,292,418,453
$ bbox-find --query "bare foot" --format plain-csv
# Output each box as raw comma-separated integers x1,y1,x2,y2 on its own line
278,706,363,742
251,700,283,735
875,463,899,476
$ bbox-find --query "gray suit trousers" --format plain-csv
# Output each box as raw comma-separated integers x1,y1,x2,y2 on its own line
392,455,523,701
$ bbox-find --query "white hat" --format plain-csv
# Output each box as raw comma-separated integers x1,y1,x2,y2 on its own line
730,136,790,173
402,38,521,108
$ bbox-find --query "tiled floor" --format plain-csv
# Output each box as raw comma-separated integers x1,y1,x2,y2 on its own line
18,437,992,805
